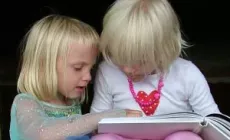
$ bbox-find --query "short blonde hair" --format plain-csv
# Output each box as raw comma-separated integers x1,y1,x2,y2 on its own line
17,14,99,103
100,0,188,72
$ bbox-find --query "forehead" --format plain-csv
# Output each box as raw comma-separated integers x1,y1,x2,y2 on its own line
67,43,97,64
119,64,141,68
117,61,148,67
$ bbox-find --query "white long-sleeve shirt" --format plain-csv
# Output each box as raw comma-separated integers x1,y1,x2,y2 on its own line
90,57,220,117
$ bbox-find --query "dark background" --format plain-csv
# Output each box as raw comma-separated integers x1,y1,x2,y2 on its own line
1,1,230,139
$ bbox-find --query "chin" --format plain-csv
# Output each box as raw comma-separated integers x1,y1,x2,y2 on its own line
132,79,142,82
66,92,83,99
69,94,82,99
131,76,145,82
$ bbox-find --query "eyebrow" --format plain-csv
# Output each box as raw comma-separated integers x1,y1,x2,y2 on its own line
71,61,96,66
72,62,84,65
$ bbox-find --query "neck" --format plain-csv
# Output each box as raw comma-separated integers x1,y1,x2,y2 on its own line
48,99,67,106
45,96,74,106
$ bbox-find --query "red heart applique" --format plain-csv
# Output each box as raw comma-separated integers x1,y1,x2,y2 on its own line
136,90,160,116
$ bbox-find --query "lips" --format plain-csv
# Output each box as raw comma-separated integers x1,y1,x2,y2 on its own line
75,86,86,92
130,77,145,82
77,86,84,89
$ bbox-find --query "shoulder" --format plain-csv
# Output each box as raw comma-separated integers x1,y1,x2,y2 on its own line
11,93,41,109
171,57,194,69
170,57,207,84
97,60,124,77
98,60,118,71
13,93,38,102
170,57,201,73
168,57,205,81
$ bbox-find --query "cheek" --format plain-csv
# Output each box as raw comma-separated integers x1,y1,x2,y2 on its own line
122,69,133,76
143,69,153,74
140,66,155,74
120,66,132,72
66,70,81,84
58,71,78,92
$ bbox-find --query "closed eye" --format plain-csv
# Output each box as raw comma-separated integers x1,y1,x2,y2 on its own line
74,67,82,71
73,63,83,71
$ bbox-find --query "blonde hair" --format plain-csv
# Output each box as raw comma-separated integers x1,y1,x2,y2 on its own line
100,0,188,72
17,14,99,103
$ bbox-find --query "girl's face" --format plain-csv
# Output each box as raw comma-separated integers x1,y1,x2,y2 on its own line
119,63,156,82
57,43,97,99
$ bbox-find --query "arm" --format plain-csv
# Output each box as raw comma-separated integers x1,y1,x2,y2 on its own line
186,62,220,116
12,94,126,140
90,66,113,113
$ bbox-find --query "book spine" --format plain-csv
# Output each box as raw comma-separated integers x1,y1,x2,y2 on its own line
200,118,208,127
193,118,208,134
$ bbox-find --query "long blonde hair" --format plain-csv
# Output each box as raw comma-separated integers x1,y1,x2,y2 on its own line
100,0,188,72
17,15,99,103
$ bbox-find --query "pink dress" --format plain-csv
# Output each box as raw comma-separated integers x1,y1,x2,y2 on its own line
92,131,203,140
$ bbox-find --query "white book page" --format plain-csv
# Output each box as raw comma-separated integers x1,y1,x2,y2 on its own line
99,112,203,124
208,115,230,129
201,122,230,140
209,117,230,129
206,118,230,137
99,117,202,124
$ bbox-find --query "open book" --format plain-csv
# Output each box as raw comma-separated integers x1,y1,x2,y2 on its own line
98,112,230,140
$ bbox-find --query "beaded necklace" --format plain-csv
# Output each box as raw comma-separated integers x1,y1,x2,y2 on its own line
128,75,164,116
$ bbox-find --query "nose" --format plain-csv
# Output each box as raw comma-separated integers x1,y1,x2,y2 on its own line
122,66,134,76
82,71,92,82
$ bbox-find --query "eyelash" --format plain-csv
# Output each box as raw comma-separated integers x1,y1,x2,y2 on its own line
74,67,82,71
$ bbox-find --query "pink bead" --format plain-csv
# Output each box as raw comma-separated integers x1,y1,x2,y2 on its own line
154,93,160,99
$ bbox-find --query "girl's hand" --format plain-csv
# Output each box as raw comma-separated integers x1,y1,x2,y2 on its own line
125,109,142,117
